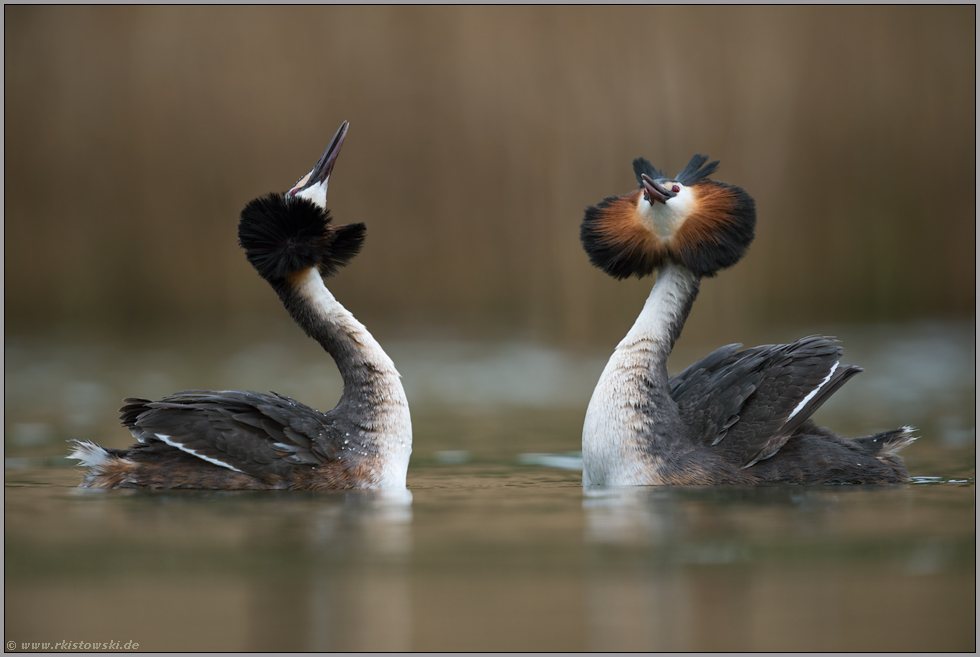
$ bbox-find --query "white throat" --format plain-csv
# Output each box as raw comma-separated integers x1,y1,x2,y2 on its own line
636,186,696,240
293,268,413,489
292,178,329,210
582,263,699,487
618,263,699,350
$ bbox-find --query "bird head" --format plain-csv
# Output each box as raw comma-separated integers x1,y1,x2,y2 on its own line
580,154,756,279
238,121,365,283
286,120,349,209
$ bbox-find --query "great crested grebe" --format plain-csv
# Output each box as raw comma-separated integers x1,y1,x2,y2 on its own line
580,154,914,486
69,121,412,490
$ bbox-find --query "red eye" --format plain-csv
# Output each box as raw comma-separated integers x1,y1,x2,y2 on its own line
672,185,680,193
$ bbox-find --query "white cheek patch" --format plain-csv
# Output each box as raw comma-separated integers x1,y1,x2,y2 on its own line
293,178,329,210
637,186,697,239
666,186,696,217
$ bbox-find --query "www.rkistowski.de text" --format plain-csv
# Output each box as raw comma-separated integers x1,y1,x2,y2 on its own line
6,640,139,651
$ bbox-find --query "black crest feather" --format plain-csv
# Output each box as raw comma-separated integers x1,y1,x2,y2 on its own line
676,154,720,186
238,194,365,282
633,158,666,185
323,223,367,277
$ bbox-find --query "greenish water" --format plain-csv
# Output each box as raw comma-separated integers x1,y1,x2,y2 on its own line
4,320,976,651
4,465,975,651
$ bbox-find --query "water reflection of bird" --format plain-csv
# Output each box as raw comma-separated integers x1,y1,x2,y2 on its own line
70,122,412,489
580,155,914,486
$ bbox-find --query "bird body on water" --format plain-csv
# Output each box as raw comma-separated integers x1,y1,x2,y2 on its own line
580,155,914,486
70,122,412,490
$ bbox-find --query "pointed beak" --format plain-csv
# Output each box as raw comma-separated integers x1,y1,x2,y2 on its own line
640,173,676,204
288,120,349,198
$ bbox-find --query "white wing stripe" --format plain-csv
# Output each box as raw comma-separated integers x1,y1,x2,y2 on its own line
155,433,246,474
786,361,838,421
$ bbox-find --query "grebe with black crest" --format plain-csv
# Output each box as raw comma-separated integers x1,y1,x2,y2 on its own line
70,122,412,490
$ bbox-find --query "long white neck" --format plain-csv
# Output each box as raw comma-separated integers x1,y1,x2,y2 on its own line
582,262,700,486
289,268,412,488
617,263,700,357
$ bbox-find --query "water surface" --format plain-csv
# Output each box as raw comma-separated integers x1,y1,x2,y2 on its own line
5,464,974,652
4,321,975,651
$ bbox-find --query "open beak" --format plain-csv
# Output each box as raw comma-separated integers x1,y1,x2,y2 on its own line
641,173,676,204
288,120,349,199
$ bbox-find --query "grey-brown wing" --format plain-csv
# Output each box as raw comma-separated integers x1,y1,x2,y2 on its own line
670,336,861,468
120,390,342,478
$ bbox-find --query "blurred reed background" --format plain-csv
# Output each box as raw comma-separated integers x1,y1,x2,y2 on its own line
4,6,975,348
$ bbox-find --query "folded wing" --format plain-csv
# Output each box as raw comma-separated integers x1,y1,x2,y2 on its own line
119,390,341,478
670,336,861,468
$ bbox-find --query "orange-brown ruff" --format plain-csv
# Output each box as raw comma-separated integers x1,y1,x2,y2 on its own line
585,184,747,279
69,121,413,490
580,154,914,486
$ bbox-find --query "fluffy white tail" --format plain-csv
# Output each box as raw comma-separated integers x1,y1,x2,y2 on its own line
882,426,918,455
67,440,112,469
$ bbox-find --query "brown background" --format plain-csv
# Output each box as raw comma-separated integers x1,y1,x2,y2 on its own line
5,6,974,345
